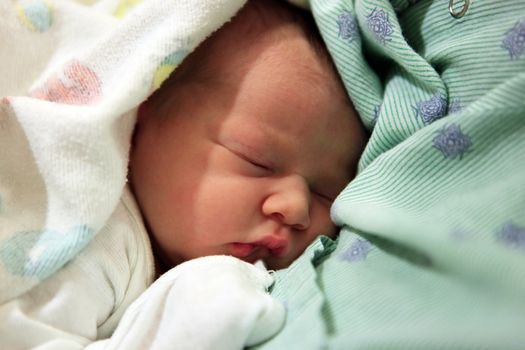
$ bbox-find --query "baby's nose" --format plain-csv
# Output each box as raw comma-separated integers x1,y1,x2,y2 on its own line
262,175,311,229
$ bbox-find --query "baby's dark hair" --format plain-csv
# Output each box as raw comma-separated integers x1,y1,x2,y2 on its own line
244,0,335,71
161,0,338,91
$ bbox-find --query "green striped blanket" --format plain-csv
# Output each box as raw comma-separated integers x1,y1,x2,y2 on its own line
258,0,525,348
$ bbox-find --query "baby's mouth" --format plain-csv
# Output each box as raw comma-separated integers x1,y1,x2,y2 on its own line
230,236,288,261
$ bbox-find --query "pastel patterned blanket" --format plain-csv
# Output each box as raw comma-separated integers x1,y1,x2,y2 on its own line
0,0,246,304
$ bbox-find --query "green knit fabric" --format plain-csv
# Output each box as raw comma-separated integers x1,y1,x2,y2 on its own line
256,0,525,348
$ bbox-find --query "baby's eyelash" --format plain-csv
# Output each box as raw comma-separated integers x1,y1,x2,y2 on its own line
220,139,275,172
247,158,270,170
232,150,273,173
313,190,334,202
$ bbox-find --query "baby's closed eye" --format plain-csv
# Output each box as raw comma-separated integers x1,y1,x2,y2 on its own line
240,155,273,172
219,143,274,177
313,190,334,203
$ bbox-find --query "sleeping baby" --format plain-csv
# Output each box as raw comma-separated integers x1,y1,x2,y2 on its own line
0,0,365,348
129,0,366,274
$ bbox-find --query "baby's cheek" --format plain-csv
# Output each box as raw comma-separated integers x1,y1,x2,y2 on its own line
323,221,339,239
314,203,338,237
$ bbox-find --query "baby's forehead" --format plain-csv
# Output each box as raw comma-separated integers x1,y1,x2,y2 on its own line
160,1,357,131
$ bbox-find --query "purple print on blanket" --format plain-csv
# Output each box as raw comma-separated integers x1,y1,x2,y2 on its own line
414,94,447,125
502,19,525,60
432,123,472,160
367,8,394,44
337,10,359,43
496,221,525,252
341,238,373,262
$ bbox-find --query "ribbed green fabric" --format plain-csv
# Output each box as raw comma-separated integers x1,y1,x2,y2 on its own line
256,0,525,348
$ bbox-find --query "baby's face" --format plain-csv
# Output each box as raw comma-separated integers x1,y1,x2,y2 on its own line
130,30,364,271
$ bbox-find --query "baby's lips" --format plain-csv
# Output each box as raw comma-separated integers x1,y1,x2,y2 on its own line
230,234,289,260
253,235,289,257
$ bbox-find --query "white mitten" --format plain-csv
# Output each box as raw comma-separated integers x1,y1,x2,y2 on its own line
94,256,285,350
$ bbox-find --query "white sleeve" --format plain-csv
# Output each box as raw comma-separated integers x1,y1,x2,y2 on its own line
88,256,286,350
0,244,122,350
0,193,155,349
